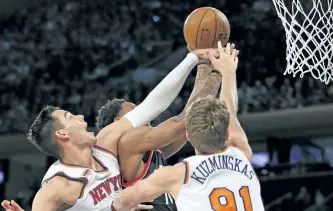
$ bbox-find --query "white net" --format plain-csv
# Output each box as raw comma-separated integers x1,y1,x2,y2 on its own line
272,0,333,84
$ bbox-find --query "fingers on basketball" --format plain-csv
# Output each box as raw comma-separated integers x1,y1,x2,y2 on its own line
226,43,232,55
235,50,240,57
231,48,237,58
208,50,217,63
217,41,224,55
230,43,236,51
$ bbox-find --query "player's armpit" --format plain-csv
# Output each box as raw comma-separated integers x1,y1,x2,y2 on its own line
113,163,185,211
118,119,186,155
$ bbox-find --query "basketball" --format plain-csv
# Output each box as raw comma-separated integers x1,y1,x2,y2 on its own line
184,7,230,50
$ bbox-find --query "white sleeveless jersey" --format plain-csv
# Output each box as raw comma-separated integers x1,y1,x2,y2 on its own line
176,147,264,211
41,145,121,211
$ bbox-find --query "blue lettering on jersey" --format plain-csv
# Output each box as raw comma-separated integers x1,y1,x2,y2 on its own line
190,155,255,185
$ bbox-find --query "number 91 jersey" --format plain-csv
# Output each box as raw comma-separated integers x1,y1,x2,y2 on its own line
175,147,265,211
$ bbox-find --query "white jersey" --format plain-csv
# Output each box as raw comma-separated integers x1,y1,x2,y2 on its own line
41,145,121,211
176,147,264,211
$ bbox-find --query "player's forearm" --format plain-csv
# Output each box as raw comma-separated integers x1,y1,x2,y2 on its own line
124,53,199,127
187,63,211,100
186,71,222,110
112,183,152,211
160,133,187,158
161,71,222,157
220,73,238,115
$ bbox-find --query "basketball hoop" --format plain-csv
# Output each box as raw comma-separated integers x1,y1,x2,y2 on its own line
271,0,333,84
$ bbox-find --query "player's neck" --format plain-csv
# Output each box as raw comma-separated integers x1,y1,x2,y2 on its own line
195,146,228,156
61,146,95,169
195,149,209,156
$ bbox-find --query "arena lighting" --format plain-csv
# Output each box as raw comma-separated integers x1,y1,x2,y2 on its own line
153,15,160,22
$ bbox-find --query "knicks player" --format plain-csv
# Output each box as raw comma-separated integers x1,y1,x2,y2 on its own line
111,42,265,211
93,62,222,211
2,49,219,211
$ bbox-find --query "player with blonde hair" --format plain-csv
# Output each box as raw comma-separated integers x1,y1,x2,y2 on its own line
111,42,265,211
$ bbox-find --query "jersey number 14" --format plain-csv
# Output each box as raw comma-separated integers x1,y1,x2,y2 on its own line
209,186,253,211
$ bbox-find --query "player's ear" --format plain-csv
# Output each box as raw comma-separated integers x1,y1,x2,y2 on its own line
55,129,69,142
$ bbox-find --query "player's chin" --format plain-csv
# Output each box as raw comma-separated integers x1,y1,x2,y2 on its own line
82,121,88,129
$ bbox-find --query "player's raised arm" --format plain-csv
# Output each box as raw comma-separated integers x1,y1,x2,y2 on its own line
159,69,222,158
26,177,75,211
2,179,66,211
118,71,221,156
112,163,185,211
209,41,252,161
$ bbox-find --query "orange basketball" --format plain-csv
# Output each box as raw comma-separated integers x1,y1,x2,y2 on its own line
184,7,230,50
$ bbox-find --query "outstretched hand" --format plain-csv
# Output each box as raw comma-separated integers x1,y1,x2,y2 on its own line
1,200,24,211
191,48,220,61
208,41,239,75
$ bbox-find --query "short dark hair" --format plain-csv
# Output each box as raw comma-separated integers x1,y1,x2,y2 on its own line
27,106,62,158
96,98,126,131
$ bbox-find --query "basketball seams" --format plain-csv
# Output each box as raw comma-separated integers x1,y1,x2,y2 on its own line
211,9,218,48
195,8,210,49
183,8,204,44
220,13,230,46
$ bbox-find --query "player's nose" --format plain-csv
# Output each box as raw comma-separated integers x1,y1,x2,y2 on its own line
77,115,84,122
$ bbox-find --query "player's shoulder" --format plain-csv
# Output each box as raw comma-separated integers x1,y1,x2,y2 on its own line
42,160,61,181
42,160,91,187
40,175,72,196
96,116,135,141
95,124,124,155
225,146,252,162
155,163,185,179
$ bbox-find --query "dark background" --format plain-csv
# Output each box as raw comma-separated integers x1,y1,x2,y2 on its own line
0,0,333,210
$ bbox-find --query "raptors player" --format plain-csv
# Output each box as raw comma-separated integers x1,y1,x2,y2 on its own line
94,61,221,211
2,49,218,211
111,42,265,211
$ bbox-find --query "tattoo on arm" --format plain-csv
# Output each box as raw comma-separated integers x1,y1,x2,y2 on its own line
185,71,222,111
196,65,211,82
188,64,211,100
171,71,222,123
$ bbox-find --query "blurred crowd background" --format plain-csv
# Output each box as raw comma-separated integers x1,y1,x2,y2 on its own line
0,0,332,210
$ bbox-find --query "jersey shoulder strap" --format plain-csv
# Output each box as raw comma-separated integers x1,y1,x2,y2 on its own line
41,161,89,187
